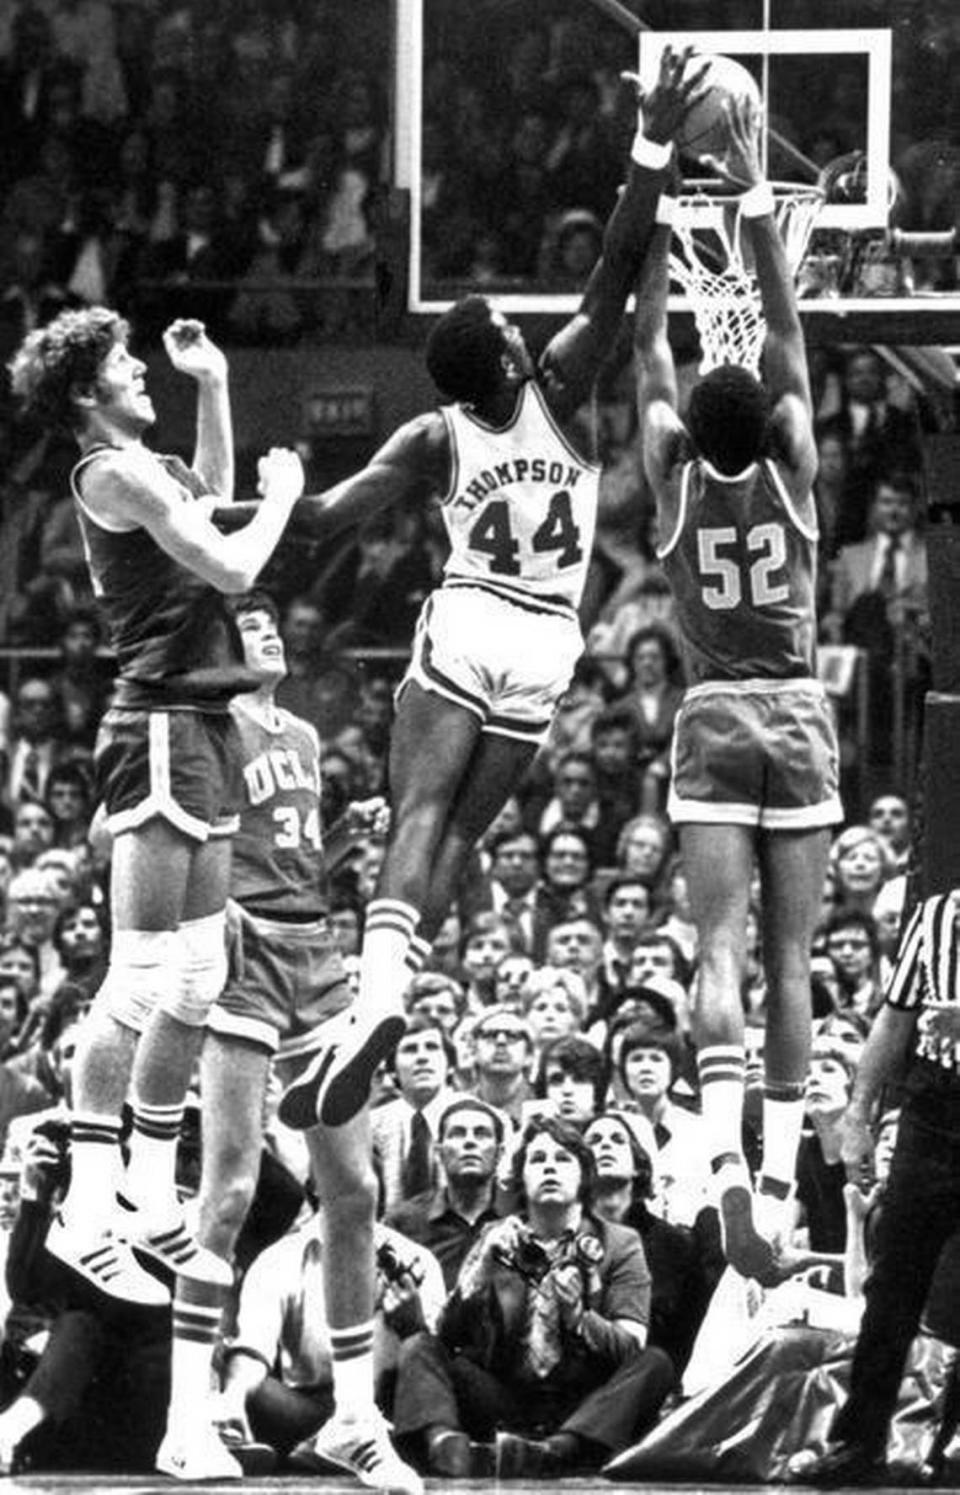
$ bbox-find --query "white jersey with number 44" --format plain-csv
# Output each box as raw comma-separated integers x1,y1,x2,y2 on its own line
438,381,600,613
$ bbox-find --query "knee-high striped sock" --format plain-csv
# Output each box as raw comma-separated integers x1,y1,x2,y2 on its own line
404,934,432,980
697,1045,748,1198
125,1099,183,1221
62,1114,123,1235
330,1320,376,1419
358,899,419,1020
167,1274,231,1429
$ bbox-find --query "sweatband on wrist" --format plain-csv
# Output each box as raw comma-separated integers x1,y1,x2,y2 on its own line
740,182,775,218
631,133,672,171
655,194,678,227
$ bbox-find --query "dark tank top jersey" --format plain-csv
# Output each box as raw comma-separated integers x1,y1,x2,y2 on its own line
72,445,259,709
229,698,327,919
657,456,819,684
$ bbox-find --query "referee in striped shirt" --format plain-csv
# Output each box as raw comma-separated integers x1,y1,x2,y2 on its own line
793,891,960,1485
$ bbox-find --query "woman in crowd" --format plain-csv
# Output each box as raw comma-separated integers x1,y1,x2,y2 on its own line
584,1109,711,1375
520,967,588,1069
533,1034,607,1130
830,824,896,920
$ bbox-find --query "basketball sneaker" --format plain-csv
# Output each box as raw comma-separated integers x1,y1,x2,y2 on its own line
119,1199,233,1287
45,1216,169,1306
718,1178,783,1286
289,1409,423,1495
156,1420,243,1481
278,1008,406,1130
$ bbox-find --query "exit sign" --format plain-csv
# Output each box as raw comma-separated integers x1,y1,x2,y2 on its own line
304,387,375,437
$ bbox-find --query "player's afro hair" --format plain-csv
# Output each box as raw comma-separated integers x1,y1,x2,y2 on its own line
425,294,506,404
7,306,128,433
687,363,771,475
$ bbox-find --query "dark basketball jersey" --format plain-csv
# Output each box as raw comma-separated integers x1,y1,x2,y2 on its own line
229,696,327,919
72,445,258,709
657,456,819,684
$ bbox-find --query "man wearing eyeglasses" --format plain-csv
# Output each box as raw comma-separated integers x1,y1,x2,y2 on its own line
470,1007,536,1129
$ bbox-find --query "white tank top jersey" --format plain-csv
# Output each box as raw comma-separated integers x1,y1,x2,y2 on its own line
438,380,600,615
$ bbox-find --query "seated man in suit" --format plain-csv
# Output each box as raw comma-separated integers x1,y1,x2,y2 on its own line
392,1115,674,1479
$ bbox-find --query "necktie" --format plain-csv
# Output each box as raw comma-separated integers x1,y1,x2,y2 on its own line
19,747,41,804
503,898,530,948
401,1110,432,1199
878,535,900,599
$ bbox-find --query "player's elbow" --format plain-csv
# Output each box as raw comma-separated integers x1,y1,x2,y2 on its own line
217,563,260,595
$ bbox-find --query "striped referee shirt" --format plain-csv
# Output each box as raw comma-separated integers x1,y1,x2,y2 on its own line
886,893,960,1070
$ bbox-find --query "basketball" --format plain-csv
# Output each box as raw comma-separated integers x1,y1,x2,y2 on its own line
676,54,762,164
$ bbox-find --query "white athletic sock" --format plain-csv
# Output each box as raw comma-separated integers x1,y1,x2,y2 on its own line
357,899,419,1021
125,1099,184,1221
61,1114,123,1236
697,1044,746,1176
330,1321,376,1418
167,1279,226,1427
760,1090,806,1194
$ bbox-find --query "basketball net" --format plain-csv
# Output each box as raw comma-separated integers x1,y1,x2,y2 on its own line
669,182,824,375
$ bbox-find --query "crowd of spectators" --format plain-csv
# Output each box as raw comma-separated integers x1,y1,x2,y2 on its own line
0,0,393,364
0,542,926,1475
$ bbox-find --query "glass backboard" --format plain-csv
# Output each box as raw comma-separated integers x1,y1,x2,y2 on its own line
396,0,960,351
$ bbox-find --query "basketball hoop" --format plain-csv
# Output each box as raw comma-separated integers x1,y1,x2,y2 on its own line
668,180,824,375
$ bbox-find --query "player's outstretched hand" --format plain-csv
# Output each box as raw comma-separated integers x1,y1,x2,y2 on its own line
710,95,764,190
163,318,228,382
341,796,390,840
257,447,304,508
622,43,711,146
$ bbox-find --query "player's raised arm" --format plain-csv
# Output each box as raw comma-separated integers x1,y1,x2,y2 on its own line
726,100,816,480
633,208,686,491
86,444,304,594
163,319,235,501
296,411,449,538
541,46,708,418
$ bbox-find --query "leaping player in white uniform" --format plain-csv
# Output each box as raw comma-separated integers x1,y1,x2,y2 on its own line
280,49,710,1135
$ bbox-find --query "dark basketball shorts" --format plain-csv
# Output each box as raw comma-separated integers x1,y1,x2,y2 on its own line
209,903,352,1059
95,706,242,841
668,677,843,830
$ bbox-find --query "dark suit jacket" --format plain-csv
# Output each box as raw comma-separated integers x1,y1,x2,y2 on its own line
457,878,558,962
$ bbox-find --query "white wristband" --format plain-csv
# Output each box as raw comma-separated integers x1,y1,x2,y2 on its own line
740,182,775,218
631,133,672,171
655,194,677,227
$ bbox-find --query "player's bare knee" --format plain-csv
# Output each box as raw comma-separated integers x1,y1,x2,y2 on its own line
94,928,181,1033
161,911,228,1026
